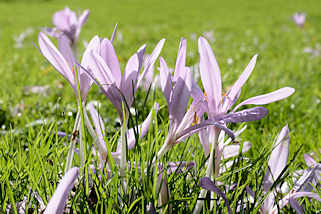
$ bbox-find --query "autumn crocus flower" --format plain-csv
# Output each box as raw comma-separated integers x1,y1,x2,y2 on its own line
292,12,306,28
157,38,234,159
195,36,294,176
49,7,89,46
244,125,321,214
195,36,295,125
38,32,96,102
85,35,165,120
194,37,294,214
38,32,102,172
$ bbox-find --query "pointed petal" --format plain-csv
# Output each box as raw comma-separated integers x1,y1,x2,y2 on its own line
233,87,295,112
199,177,232,214
78,9,89,28
199,127,210,157
136,39,165,89
81,36,100,68
110,23,118,43
90,51,115,85
191,80,205,103
38,32,75,87
78,63,123,117
75,9,89,40
264,124,290,192
80,36,100,99
169,74,190,128
173,38,187,82
159,57,172,105
100,38,121,87
44,167,79,214
198,36,222,113
121,46,145,107
222,55,257,112
221,107,268,123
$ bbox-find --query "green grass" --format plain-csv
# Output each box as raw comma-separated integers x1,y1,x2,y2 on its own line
0,0,320,213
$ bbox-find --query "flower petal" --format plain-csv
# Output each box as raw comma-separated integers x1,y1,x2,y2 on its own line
75,9,89,40
222,55,257,112
58,35,75,68
44,167,79,214
136,38,165,90
169,73,191,128
121,46,146,107
90,51,116,85
173,38,187,82
53,8,74,32
110,23,118,43
233,87,295,112
221,107,268,123
159,57,172,105
199,127,210,157
198,36,222,113
78,9,89,28
100,38,122,87
264,124,290,192
38,32,75,89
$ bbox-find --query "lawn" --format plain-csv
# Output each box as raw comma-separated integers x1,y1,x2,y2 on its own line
0,0,320,213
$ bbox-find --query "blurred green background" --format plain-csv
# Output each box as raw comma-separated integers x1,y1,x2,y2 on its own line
0,0,320,153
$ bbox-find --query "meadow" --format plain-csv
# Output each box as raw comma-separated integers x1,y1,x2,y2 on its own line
0,0,320,213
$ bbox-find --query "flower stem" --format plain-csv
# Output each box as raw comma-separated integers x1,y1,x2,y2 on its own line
65,109,81,173
193,128,220,214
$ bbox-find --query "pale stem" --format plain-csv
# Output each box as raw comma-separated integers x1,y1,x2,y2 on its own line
83,108,108,161
193,128,220,214
79,123,85,174
120,103,128,193
65,109,81,173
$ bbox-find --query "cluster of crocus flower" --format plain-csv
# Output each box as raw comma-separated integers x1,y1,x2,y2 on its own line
36,7,320,214
45,7,89,53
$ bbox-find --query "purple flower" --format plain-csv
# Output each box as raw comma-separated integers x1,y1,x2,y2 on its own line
194,36,294,168
293,12,306,28
245,125,321,213
38,32,97,102
195,36,295,124
157,38,235,159
84,35,165,120
51,7,89,45
44,167,79,214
